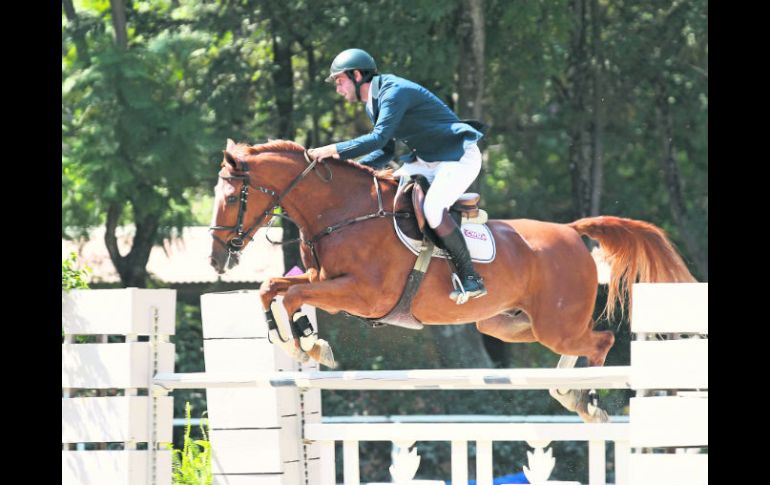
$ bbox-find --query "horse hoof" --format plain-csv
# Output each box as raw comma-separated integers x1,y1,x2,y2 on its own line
308,339,337,369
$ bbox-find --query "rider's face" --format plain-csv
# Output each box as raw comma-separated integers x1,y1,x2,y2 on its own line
334,73,358,102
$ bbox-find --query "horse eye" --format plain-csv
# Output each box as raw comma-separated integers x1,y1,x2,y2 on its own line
226,195,238,204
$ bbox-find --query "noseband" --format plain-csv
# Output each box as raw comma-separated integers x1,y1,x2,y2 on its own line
209,151,324,257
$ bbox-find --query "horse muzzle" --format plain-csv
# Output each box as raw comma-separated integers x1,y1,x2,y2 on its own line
209,249,241,274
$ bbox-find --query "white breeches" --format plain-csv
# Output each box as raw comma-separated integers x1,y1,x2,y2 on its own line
392,143,482,228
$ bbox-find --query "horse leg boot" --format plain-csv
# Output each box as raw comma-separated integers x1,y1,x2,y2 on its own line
434,214,487,304
291,311,318,352
549,355,581,411
262,302,309,364
549,355,609,423
291,310,336,369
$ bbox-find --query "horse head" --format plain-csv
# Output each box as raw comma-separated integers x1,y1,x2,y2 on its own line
209,138,309,274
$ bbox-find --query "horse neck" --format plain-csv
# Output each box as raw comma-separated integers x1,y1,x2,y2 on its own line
272,155,385,237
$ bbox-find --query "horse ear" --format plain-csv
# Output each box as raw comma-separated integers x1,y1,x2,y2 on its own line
223,150,238,169
226,138,236,150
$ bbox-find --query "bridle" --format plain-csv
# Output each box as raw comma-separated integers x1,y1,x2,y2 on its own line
210,149,410,271
209,151,326,260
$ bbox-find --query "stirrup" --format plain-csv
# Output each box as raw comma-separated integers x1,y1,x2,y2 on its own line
450,274,487,305
450,273,469,304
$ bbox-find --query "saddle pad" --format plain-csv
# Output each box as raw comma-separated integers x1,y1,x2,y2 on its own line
394,219,496,263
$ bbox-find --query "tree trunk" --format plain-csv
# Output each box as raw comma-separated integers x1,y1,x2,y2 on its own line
655,87,708,280
567,0,592,219
269,25,302,273
104,202,158,288
109,0,128,49
457,0,485,121
457,0,486,196
305,44,321,149
62,0,91,67
589,0,604,216
271,31,295,141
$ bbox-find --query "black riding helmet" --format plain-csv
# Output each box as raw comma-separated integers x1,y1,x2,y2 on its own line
326,48,378,101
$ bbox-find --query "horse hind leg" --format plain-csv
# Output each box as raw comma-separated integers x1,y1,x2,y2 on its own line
548,355,610,423
553,329,615,423
478,310,614,423
535,316,615,423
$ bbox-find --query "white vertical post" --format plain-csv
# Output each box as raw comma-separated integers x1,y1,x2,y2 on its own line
125,333,138,452
614,440,630,485
63,334,74,451
588,440,606,485
319,440,336,485
451,440,468,485
201,291,315,483
343,440,360,485
476,440,493,485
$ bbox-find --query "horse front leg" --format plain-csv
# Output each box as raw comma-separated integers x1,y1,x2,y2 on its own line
281,274,370,369
259,269,318,344
259,268,318,308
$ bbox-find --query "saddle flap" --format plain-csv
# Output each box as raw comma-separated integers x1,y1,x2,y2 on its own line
395,176,485,241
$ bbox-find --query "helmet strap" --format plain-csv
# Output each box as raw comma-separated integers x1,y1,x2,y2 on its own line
345,71,364,102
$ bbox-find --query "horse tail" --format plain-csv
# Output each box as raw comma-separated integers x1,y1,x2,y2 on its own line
568,215,696,319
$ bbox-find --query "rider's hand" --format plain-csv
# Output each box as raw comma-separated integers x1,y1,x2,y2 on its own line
308,144,340,161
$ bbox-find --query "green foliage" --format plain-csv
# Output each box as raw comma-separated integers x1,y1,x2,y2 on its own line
169,402,212,485
62,252,91,290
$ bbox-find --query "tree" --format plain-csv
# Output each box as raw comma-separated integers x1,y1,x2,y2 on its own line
63,0,217,286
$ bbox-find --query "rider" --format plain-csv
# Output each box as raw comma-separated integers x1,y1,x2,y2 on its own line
307,48,487,303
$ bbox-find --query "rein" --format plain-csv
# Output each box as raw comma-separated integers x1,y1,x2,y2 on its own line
300,174,410,269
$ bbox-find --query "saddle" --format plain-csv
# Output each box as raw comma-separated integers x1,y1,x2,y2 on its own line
394,175,488,247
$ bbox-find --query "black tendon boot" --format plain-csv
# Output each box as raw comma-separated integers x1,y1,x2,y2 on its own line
434,214,487,303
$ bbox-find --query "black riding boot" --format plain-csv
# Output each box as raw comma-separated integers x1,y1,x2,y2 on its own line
434,215,487,303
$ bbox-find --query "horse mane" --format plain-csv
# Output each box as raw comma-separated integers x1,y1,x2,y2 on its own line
236,139,395,181
245,140,306,155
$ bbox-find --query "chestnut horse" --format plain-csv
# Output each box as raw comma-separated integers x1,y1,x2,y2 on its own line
209,139,695,422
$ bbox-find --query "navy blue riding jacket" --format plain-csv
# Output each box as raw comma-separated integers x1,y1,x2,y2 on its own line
335,74,483,168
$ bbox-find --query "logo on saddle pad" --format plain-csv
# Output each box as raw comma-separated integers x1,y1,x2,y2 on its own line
463,228,488,241
395,221,496,263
